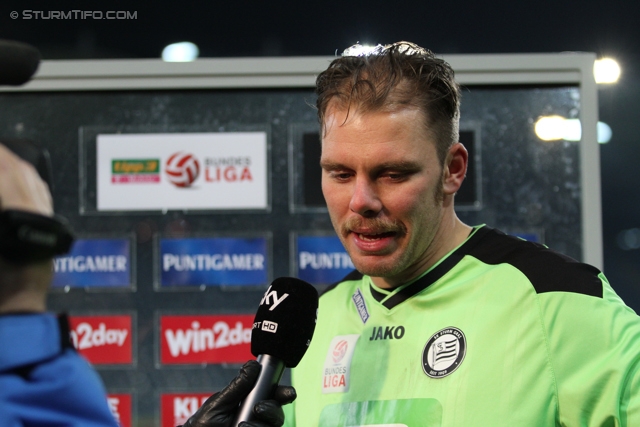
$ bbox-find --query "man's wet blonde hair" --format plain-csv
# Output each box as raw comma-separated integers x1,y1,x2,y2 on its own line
316,41,461,165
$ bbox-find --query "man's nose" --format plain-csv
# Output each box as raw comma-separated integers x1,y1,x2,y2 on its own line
349,177,382,217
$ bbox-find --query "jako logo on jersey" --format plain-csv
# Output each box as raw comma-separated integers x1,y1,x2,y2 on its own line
166,152,200,187
422,327,467,379
369,325,405,341
260,285,289,311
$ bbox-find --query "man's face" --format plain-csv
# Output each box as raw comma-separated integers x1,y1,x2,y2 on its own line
321,106,446,286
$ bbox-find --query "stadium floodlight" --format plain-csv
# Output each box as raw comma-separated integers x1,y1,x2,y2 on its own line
162,42,199,62
594,58,621,84
534,116,612,143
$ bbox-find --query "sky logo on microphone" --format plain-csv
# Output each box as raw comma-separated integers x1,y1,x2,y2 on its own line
261,320,278,333
260,285,289,311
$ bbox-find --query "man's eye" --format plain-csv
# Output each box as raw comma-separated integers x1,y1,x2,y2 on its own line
329,171,352,180
384,172,408,181
336,173,352,180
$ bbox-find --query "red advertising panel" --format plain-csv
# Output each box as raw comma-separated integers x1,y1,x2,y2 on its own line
107,393,132,427
69,315,133,364
160,314,253,364
161,392,213,427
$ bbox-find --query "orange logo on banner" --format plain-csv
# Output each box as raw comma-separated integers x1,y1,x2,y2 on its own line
69,315,133,364
160,314,253,364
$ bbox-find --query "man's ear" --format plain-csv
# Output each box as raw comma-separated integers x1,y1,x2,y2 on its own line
443,142,468,195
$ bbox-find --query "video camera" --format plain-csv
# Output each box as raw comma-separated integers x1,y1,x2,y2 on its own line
0,40,74,264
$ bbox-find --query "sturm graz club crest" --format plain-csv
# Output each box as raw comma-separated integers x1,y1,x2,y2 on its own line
422,327,466,378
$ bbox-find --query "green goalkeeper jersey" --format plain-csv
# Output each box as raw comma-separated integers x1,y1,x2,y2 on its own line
285,226,640,426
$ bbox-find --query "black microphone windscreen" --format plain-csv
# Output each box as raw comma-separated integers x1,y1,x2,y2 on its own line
251,277,318,368
0,40,41,86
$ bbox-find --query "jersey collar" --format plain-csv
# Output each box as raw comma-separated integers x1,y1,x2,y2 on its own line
369,225,492,310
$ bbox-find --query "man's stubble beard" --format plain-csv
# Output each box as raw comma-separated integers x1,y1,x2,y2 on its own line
334,180,446,280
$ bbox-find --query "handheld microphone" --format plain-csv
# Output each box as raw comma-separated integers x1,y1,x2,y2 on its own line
234,277,318,425
0,39,41,86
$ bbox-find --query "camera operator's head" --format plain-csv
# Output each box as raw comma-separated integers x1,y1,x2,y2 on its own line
0,143,55,313
0,39,73,313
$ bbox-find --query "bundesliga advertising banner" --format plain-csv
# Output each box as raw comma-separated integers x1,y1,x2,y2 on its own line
68,315,133,365
96,132,268,211
52,238,131,289
159,236,268,287
159,314,253,365
296,235,355,285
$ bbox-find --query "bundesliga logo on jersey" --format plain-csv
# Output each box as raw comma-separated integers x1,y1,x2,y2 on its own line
323,335,360,393
422,326,467,379
332,339,348,363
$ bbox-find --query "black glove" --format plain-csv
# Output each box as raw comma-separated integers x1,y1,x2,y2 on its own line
181,360,297,427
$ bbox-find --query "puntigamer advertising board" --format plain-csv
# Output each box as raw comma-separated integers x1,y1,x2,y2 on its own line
295,235,355,285
96,132,268,211
52,238,132,289
158,236,269,287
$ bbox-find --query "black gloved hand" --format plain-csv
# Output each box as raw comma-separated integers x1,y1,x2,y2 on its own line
181,360,297,427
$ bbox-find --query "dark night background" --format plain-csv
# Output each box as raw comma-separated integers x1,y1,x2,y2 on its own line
1,0,639,306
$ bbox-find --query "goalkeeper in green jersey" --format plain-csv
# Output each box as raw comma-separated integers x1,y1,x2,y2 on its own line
281,42,640,427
